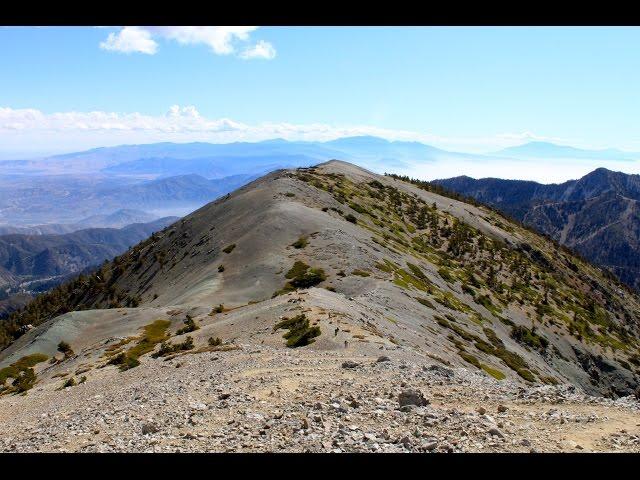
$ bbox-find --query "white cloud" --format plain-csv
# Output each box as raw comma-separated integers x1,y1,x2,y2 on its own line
99,26,275,59
3,105,638,183
240,40,277,60
0,105,584,157
99,26,158,54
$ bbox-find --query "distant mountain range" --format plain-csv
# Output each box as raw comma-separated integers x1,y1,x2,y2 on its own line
0,209,157,235
0,216,177,283
0,136,482,177
0,173,258,226
434,167,640,290
494,141,640,161
0,216,178,318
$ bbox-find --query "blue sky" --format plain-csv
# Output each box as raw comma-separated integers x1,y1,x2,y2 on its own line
2,26,640,160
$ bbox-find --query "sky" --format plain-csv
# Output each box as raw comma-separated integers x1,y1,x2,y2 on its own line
2,26,640,181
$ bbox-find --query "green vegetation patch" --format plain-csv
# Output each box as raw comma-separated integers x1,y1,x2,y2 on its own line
415,297,435,309
152,336,195,358
352,269,371,277
458,351,481,369
273,314,321,348
510,325,549,352
481,364,506,380
109,319,171,371
407,262,427,280
176,315,199,335
222,244,236,254
0,353,48,394
274,261,327,296
291,236,309,249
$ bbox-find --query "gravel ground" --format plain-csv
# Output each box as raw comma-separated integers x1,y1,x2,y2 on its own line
1,343,638,453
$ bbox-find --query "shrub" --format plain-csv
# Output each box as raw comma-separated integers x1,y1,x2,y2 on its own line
62,377,77,389
275,261,326,294
274,314,321,348
218,265,225,272
407,263,427,280
461,284,476,296
208,337,222,347
222,244,236,254
176,315,199,335
438,267,455,283
510,325,549,351
352,269,370,277
345,214,357,224
152,336,194,358
289,268,326,288
291,236,309,249
107,352,140,370
12,368,37,393
481,364,506,380
57,341,74,357
0,353,48,393
458,351,481,368
108,319,171,371
415,297,435,309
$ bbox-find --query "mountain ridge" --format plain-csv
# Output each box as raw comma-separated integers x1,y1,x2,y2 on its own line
433,167,640,290
1,160,639,401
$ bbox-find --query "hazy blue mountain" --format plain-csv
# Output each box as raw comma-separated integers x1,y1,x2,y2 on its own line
495,141,640,161
75,209,157,228
434,167,640,290
0,217,177,282
0,137,482,177
0,173,258,226
102,153,318,178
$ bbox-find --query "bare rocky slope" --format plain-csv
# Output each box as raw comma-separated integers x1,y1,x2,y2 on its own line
1,160,639,452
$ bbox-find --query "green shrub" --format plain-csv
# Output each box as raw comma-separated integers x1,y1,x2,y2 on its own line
510,325,549,351
208,337,222,347
481,364,506,380
352,269,370,277
291,236,309,249
222,244,236,254
407,263,427,280
108,319,171,371
218,265,225,272
275,261,326,295
345,214,357,224
176,315,199,335
152,336,194,358
274,314,321,348
57,341,74,357
12,368,37,393
461,284,476,296
0,353,48,393
62,377,77,389
458,351,481,368
212,304,225,314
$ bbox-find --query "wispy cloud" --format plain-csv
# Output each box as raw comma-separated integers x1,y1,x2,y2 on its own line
0,105,575,154
240,40,277,60
99,26,275,59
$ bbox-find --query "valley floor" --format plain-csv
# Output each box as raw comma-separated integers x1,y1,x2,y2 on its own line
0,344,639,453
